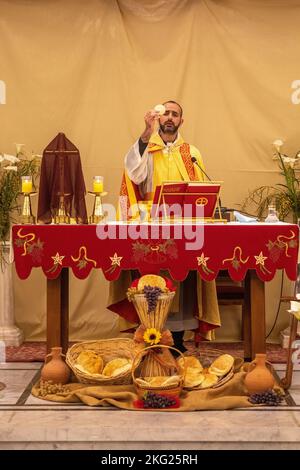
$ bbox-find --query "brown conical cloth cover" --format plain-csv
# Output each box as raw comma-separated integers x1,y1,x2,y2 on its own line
37,133,88,224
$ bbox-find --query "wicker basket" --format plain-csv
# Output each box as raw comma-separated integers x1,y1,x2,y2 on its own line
66,338,139,385
132,344,185,399
182,348,243,391
131,292,175,330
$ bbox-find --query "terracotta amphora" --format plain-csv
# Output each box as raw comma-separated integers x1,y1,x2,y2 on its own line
41,346,70,384
244,353,275,394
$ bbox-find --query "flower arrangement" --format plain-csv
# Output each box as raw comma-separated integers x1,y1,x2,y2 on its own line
127,276,176,333
127,275,177,377
0,144,41,251
143,327,162,346
243,140,300,223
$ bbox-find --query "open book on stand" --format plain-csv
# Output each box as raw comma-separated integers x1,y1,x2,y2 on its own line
151,181,224,221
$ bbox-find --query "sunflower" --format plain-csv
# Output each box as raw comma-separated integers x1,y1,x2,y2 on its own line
143,328,162,346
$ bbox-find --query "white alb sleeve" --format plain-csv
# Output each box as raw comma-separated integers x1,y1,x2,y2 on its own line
124,139,149,185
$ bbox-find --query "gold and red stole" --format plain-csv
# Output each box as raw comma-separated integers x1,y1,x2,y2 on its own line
118,171,142,221
177,142,197,181
119,135,200,220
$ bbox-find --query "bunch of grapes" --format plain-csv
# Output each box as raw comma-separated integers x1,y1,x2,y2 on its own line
143,285,163,313
142,391,177,408
249,389,283,406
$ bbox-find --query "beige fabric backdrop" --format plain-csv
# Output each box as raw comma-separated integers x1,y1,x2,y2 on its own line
1,0,300,341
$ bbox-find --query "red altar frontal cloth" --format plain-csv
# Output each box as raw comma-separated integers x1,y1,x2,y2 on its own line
37,132,88,224
12,223,299,282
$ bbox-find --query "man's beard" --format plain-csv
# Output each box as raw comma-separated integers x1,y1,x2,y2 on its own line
159,121,180,135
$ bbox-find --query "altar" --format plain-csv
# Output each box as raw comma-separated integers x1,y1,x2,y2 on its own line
12,221,299,359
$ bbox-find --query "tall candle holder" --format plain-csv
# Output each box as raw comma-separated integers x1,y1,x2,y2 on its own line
88,191,108,224
138,200,153,223
20,192,37,224
20,176,36,224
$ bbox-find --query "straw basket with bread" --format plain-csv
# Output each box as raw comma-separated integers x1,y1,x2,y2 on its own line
132,344,185,408
178,352,243,390
66,338,140,385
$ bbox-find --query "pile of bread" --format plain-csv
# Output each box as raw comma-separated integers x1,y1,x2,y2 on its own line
135,375,180,388
134,353,234,390
178,354,234,389
74,350,132,378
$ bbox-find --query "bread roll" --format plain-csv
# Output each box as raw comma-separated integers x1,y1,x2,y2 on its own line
184,367,205,387
111,362,132,377
76,350,103,374
137,274,166,290
209,354,234,376
200,373,219,388
149,376,169,387
102,358,131,377
177,356,203,371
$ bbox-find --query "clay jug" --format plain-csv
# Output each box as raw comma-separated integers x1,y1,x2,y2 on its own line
41,346,70,384
244,353,275,394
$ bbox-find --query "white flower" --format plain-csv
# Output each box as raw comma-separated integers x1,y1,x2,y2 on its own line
287,158,298,169
0,155,4,163
281,155,296,168
3,153,20,163
3,165,18,171
273,139,284,152
15,143,25,155
281,156,299,168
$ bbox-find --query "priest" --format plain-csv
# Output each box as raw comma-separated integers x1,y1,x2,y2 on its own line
108,101,220,351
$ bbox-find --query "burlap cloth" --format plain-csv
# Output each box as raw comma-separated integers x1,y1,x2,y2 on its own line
31,370,253,411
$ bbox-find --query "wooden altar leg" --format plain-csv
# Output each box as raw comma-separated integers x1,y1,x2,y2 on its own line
242,277,251,361
46,268,69,354
280,315,298,390
244,270,266,359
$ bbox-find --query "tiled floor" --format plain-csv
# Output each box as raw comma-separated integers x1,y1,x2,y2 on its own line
0,362,300,449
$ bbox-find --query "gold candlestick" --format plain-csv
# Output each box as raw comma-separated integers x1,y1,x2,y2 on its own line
88,191,108,224
20,192,37,224
138,200,153,223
